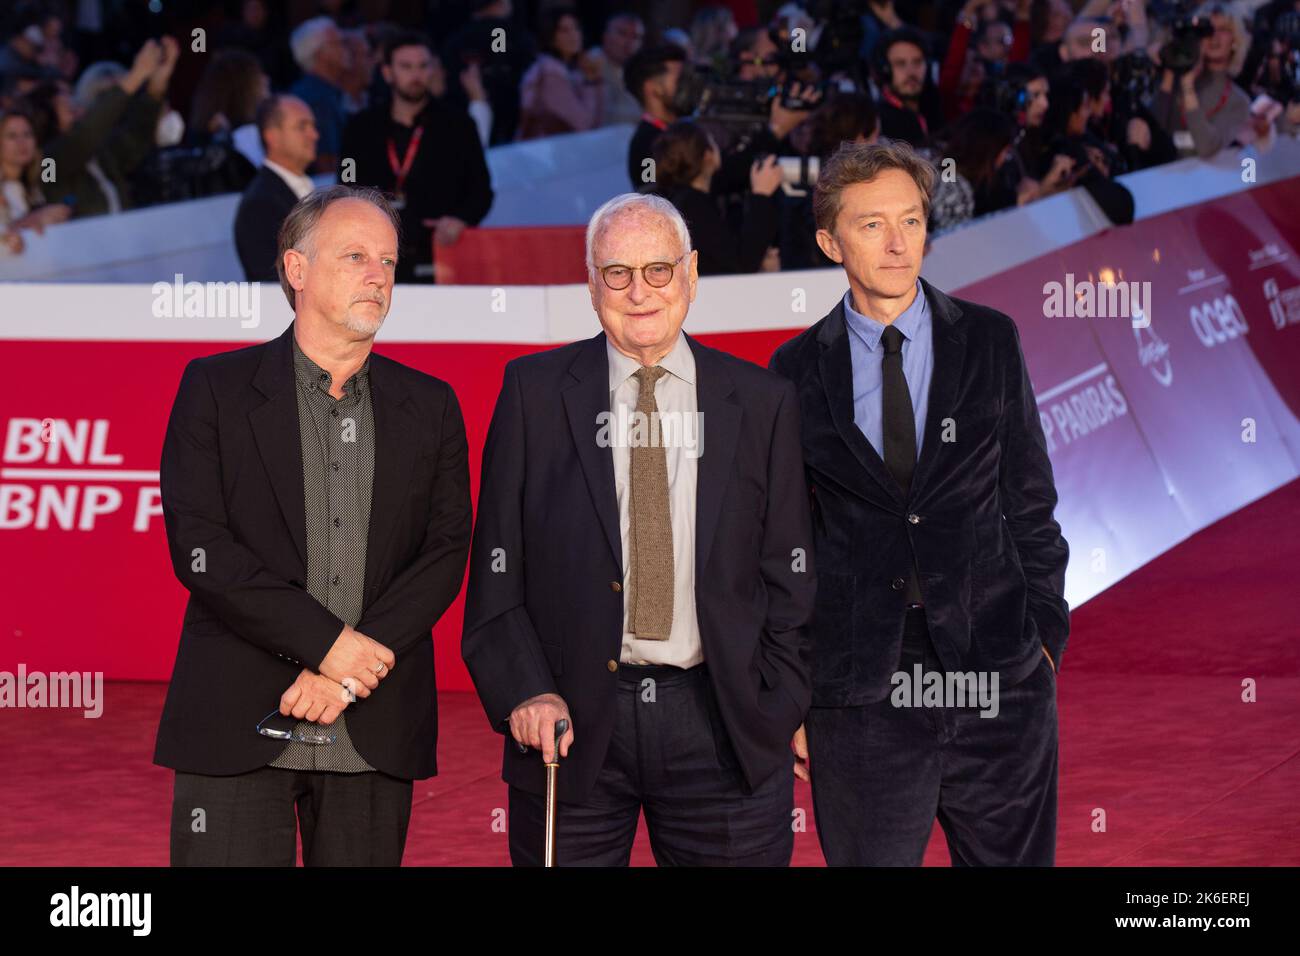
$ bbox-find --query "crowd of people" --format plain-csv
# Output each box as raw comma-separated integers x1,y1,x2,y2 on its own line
0,0,1296,276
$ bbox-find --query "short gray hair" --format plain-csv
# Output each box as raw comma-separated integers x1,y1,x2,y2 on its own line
585,192,692,274
291,16,339,72
275,185,402,308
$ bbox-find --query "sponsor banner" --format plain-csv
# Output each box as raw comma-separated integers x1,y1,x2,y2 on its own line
1083,184,1300,528
956,254,1192,610
1,340,544,688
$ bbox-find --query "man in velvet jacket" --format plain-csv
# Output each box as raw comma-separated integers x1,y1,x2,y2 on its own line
769,141,1069,866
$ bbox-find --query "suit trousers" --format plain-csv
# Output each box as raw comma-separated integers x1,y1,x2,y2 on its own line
169,765,413,866
508,662,794,866
805,609,1058,866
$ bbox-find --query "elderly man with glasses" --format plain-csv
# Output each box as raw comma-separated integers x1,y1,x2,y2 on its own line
462,192,816,866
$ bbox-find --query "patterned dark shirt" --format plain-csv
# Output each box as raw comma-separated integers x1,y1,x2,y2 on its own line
268,334,376,773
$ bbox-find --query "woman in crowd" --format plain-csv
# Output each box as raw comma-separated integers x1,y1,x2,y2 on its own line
0,107,69,253
26,36,177,219
1041,70,1136,222
516,8,602,139
1150,2,1253,158
928,107,1020,234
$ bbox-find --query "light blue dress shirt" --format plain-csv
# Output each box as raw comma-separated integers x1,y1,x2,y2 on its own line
842,280,934,460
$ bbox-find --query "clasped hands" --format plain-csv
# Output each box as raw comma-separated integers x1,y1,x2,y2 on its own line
278,625,396,726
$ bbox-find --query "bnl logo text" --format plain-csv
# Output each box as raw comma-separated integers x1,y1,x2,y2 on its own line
1,418,162,531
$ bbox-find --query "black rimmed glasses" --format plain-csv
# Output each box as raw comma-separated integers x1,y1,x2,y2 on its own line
597,254,685,291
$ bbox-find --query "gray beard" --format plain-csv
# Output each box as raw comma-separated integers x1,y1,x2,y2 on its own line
343,311,385,335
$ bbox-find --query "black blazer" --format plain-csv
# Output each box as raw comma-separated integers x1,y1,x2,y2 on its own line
153,323,472,779
769,277,1069,705
462,332,816,802
233,165,299,282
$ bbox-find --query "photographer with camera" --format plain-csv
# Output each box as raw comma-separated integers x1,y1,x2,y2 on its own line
781,90,881,270
1149,3,1252,158
701,24,824,189
661,18,823,231
651,118,781,275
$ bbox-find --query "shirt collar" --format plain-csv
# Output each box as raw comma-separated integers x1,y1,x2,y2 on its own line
842,280,928,351
292,331,370,401
606,329,695,392
264,159,314,199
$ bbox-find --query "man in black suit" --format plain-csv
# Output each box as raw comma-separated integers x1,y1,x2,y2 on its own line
769,141,1069,865
157,185,472,865
462,191,815,865
339,30,493,284
233,94,319,281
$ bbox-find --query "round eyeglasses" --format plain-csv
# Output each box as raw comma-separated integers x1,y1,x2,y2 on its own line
598,255,685,291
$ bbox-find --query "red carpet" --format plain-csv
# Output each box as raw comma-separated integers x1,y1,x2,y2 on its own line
2,478,1296,866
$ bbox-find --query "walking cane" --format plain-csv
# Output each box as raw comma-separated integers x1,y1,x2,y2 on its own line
543,718,568,868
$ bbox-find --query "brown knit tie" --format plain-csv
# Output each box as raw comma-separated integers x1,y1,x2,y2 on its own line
628,365,673,640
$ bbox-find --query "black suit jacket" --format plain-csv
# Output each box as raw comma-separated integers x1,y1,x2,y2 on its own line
233,166,298,282
153,323,472,779
462,332,816,802
769,277,1069,705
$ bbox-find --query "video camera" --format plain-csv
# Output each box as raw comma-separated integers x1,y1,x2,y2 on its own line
1151,1,1214,74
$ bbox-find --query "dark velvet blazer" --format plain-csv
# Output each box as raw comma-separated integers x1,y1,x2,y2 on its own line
769,276,1069,705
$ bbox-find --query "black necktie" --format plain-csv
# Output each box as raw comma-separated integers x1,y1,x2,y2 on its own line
881,325,916,496
881,324,923,606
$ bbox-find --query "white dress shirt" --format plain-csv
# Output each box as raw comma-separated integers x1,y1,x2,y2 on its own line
264,159,315,200
607,331,704,667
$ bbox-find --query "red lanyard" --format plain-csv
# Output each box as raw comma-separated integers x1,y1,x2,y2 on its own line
386,126,424,195
1180,80,1231,123
882,88,927,137
641,112,668,130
